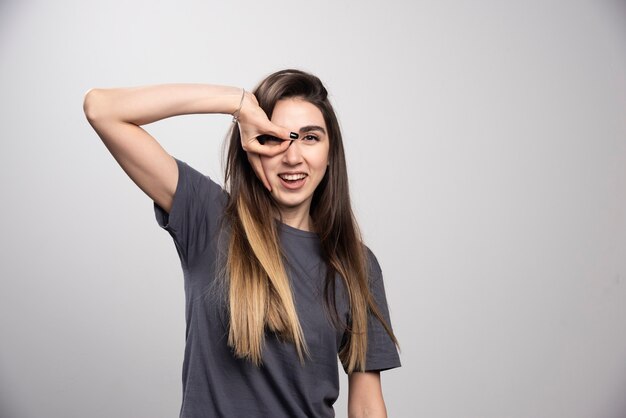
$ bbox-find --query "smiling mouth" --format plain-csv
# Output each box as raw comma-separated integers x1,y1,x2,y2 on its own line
277,173,308,190
278,173,308,182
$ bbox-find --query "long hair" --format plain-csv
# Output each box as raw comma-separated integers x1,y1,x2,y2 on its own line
222,69,399,372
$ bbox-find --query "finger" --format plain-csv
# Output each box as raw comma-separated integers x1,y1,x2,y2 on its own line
245,137,291,157
266,123,298,141
247,152,272,192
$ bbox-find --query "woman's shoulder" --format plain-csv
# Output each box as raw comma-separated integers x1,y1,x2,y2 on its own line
153,156,229,234
362,244,383,277
173,156,229,201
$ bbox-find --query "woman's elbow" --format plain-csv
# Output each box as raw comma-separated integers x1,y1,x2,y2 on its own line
83,88,108,122
348,403,388,418
348,395,388,418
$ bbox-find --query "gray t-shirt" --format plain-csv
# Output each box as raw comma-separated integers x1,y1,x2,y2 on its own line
153,157,401,418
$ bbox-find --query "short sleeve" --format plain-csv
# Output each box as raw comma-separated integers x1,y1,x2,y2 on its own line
342,248,402,374
153,156,227,266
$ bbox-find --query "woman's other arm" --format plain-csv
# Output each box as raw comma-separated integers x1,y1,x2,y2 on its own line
347,371,388,418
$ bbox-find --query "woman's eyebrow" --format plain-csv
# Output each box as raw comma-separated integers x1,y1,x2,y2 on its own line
299,125,326,134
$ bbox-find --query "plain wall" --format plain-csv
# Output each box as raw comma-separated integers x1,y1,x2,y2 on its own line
1,0,625,417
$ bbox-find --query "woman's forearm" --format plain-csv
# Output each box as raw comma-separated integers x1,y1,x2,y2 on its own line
83,83,243,126
348,371,388,418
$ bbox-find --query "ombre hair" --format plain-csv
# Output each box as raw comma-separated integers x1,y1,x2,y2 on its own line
222,69,399,373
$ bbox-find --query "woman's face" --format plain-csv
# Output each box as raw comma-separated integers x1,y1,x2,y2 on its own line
259,97,330,214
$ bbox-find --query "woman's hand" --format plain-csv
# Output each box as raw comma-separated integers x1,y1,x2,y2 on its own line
236,92,295,192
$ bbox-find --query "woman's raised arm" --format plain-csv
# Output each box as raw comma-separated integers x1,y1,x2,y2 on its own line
82,84,291,212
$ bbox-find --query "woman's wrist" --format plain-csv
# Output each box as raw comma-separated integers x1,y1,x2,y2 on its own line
231,88,246,122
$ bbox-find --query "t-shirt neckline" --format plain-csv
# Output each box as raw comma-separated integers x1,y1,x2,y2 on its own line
276,219,319,239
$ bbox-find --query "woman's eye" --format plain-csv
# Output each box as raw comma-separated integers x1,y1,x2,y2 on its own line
302,134,319,142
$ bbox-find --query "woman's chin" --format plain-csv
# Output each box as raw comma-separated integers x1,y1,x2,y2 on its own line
272,194,312,211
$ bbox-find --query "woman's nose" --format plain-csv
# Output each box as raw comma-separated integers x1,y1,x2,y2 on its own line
282,139,303,165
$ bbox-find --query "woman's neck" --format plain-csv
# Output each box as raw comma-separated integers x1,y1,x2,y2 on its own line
276,206,314,232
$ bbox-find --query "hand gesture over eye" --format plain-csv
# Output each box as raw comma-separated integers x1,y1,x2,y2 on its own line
235,91,297,191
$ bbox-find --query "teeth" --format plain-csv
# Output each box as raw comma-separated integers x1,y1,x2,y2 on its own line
280,173,307,181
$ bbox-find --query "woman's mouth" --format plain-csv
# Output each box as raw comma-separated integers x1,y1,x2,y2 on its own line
278,173,308,190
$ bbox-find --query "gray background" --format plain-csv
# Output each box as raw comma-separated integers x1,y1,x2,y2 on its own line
1,0,625,417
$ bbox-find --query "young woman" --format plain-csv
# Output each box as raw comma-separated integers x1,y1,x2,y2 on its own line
83,69,401,418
